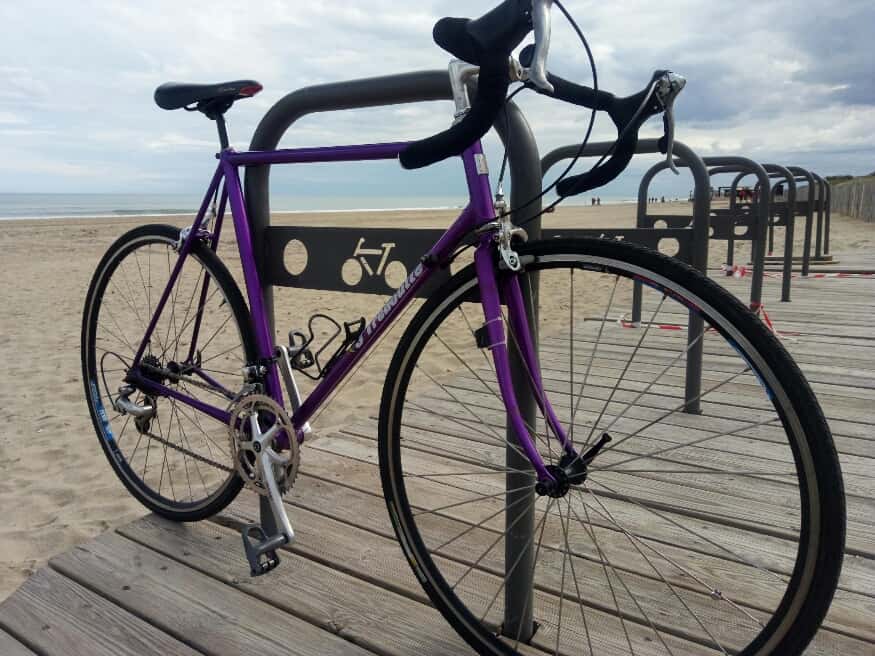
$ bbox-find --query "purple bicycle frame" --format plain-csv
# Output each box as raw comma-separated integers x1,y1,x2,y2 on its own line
127,139,569,482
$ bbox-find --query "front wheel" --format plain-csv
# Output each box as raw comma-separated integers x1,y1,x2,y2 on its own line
379,238,844,656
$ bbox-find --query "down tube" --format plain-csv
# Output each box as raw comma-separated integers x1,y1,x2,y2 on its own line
291,256,434,431
221,161,286,414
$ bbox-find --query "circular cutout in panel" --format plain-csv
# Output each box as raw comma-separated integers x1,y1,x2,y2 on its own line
734,224,748,236
652,219,668,229
658,237,680,257
383,260,408,289
283,239,308,276
342,258,363,287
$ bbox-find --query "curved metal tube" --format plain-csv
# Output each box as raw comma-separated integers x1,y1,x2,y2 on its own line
542,140,710,413
244,68,543,643
640,156,769,310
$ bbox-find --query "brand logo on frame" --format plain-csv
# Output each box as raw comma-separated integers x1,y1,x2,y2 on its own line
353,261,425,350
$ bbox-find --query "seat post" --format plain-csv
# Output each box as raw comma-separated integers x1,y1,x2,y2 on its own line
215,114,230,151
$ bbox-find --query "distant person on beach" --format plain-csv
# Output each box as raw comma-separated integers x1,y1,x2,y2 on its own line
597,197,601,205
661,196,665,203
591,197,595,206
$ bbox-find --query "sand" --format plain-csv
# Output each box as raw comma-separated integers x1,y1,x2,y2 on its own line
0,201,871,601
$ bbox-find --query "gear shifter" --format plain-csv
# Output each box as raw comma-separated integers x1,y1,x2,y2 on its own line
654,72,686,174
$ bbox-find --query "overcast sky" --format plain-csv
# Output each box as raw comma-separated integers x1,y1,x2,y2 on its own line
1,0,873,202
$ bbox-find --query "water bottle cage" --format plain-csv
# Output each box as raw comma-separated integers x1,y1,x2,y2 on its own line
288,314,365,380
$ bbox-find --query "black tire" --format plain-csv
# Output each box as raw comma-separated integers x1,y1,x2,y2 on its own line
82,224,256,521
379,237,845,656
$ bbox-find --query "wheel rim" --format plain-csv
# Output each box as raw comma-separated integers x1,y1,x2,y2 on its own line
382,251,824,656
84,233,248,513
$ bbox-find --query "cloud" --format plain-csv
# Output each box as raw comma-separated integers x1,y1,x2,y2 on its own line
0,0,872,196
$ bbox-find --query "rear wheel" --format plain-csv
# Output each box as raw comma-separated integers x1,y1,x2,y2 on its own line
82,224,256,521
379,238,845,655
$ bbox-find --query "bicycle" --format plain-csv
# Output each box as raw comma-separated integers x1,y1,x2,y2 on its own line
81,1,845,654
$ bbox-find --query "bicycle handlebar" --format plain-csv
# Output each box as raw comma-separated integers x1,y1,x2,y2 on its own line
399,0,686,198
399,0,533,170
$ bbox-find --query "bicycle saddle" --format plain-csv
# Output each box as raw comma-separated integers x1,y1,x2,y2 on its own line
154,80,262,111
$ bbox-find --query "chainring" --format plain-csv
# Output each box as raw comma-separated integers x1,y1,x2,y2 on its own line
228,394,300,496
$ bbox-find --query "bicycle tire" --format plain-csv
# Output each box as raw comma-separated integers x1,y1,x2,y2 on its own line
379,237,845,656
82,224,256,521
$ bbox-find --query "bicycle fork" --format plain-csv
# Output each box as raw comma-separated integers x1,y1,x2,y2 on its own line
474,243,608,494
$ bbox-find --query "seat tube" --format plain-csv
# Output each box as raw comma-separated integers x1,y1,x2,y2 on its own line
221,157,286,416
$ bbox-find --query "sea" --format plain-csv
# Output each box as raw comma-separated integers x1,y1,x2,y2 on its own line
0,193,637,221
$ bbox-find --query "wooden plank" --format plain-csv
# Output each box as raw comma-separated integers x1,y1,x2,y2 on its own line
0,628,37,656
50,532,377,656
116,515,544,656
296,436,875,639
0,568,201,656
227,482,873,655
222,494,724,656
402,392,875,530
432,380,875,498
448,368,875,459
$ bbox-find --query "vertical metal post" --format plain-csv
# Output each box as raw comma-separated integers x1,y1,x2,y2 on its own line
788,167,816,277
630,149,712,414
494,101,541,643
823,179,831,254
243,69,543,642
812,173,828,259
726,184,736,267
762,165,796,302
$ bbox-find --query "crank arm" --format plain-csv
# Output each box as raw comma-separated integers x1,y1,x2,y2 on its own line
258,447,296,543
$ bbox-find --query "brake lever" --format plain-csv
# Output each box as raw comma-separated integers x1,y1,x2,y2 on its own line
654,72,686,175
526,0,554,92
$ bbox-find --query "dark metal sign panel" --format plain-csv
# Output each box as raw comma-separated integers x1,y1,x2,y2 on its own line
263,226,693,295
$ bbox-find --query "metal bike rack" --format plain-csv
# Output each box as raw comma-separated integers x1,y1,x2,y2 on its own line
811,173,830,258
649,157,770,311
736,167,819,280
244,69,542,642
760,165,797,302
753,167,817,276
541,140,711,414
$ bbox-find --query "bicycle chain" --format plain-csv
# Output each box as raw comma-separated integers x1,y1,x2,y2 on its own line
140,362,237,400
141,429,234,473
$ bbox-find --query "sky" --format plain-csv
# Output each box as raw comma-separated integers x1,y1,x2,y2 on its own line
0,0,873,204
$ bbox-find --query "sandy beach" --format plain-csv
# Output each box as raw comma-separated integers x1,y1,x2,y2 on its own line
0,201,871,601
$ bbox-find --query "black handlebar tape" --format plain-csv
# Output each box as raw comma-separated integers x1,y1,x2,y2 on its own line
523,60,669,197
433,17,480,63
555,132,639,196
399,54,510,170
400,2,533,170
519,44,616,113
467,0,533,54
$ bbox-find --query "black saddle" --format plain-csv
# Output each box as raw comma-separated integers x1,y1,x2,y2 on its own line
154,80,262,112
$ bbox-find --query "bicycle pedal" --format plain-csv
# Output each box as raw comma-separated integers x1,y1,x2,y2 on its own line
241,523,287,577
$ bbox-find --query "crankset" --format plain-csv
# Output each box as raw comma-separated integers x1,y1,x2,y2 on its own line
228,394,299,576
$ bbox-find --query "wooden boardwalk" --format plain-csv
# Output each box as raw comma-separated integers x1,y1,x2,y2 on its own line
1,253,872,655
